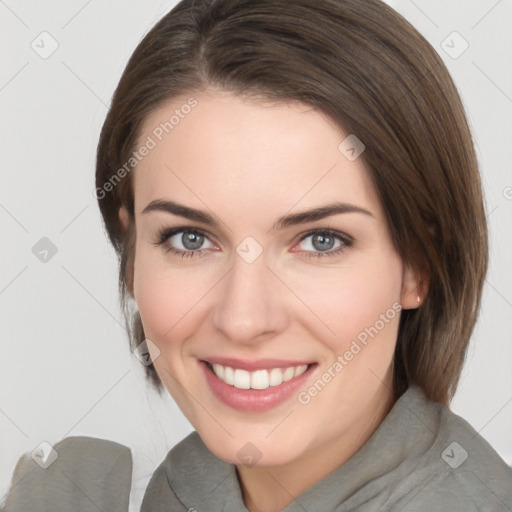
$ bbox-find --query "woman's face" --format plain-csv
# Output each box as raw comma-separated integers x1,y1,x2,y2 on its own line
124,89,421,466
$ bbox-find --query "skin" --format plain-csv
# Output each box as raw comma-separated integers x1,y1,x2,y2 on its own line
119,88,427,512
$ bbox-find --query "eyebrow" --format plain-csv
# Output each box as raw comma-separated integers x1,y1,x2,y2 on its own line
141,199,374,231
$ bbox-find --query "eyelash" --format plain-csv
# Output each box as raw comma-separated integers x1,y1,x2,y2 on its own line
152,226,354,260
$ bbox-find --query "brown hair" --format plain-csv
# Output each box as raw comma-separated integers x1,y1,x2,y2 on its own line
95,0,488,404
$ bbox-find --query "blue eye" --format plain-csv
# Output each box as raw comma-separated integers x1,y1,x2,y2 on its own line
153,227,354,260
153,227,214,259
296,229,353,259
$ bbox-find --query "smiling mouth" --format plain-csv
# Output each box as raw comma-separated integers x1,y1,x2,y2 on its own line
203,361,313,390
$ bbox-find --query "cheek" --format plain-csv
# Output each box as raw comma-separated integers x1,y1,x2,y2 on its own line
337,253,403,377
132,248,206,346
290,249,403,353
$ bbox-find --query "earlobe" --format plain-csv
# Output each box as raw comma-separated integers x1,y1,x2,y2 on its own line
401,261,429,310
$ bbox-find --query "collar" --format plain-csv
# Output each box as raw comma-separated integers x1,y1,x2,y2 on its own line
146,385,441,511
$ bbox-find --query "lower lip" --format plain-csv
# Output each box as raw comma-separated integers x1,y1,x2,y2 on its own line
199,359,317,412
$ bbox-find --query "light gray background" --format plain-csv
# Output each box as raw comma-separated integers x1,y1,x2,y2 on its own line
1,0,511,503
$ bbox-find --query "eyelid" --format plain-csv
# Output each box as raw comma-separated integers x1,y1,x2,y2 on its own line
296,227,353,242
155,225,217,244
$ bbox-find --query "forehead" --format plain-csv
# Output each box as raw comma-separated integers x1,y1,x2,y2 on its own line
132,90,380,219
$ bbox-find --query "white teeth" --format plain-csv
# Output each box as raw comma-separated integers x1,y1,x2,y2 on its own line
233,369,251,389
224,366,234,385
269,368,283,386
212,363,224,380
282,367,295,382
294,364,308,377
210,362,310,390
251,369,269,390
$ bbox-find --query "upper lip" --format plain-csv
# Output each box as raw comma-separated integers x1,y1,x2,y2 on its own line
201,357,314,371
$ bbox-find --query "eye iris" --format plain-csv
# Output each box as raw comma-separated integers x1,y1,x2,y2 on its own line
182,232,204,250
312,233,335,251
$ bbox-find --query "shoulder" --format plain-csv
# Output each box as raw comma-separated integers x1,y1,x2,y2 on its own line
387,386,512,511
2,436,132,512
435,403,512,508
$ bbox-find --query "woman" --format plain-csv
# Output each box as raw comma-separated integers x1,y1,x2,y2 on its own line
3,0,511,510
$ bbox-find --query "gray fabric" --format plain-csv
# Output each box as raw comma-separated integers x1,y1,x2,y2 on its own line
141,385,512,511
2,436,132,512
3,385,512,511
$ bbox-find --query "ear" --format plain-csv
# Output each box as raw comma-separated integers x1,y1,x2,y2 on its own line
401,261,429,310
119,205,130,231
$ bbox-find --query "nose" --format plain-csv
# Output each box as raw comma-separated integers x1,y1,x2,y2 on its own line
211,249,289,345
